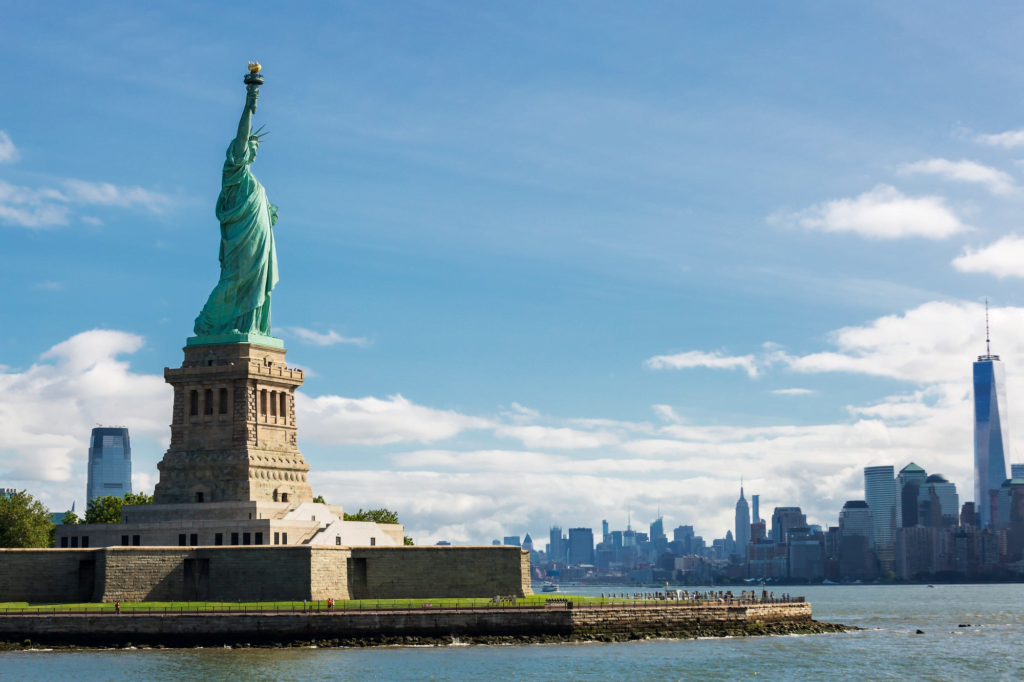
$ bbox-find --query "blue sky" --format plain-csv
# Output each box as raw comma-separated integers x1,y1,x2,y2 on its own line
4,2,1024,544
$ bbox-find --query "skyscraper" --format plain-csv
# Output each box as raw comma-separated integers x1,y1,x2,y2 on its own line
752,495,760,524
548,526,564,563
918,474,959,527
864,466,896,569
840,501,873,540
1012,463,1024,479
770,507,806,544
86,427,132,503
735,484,751,549
568,527,595,565
897,463,927,528
974,306,1009,529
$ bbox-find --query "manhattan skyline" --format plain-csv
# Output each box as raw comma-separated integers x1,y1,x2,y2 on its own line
5,3,1024,544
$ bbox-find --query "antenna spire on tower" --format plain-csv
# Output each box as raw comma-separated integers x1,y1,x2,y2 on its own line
986,298,991,356
979,299,1000,362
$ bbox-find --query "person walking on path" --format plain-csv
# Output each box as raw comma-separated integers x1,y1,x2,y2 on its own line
115,601,120,615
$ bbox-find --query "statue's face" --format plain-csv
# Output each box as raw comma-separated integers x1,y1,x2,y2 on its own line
248,140,259,159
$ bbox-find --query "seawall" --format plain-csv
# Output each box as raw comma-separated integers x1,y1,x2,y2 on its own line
0,603,844,648
0,546,532,602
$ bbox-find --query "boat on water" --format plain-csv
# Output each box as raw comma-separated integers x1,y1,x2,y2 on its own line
541,582,560,593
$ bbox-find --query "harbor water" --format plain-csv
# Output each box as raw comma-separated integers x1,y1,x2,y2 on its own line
1,584,1023,680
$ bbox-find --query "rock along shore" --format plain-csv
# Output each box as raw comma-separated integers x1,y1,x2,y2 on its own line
0,602,853,649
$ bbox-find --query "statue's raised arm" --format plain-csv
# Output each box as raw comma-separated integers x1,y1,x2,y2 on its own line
233,85,259,159
191,64,280,342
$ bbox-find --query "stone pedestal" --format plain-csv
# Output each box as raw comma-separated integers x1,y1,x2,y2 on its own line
154,341,313,505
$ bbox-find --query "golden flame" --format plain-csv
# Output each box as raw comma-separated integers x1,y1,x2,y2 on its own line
247,61,261,73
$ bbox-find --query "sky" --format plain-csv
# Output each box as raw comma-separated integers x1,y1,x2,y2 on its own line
4,2,1024,545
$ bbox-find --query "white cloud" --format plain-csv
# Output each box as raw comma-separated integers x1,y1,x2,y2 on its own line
0,178,171,229
61,180,171,213
783,300,985,383
952,235,1024,279
296,393,491,445
975,128,1024,149
897,158,1017,196
645,350,760,378
0,331,169,486
283,327,369,347
0,181,71,227
652,404,682,423
775,184,968,240
0,131,18,163
493,424,620,449
771,388,815,395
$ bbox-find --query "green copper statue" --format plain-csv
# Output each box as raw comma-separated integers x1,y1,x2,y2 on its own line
193,63,279,341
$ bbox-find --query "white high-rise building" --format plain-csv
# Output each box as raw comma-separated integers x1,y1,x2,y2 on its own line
864,466,896,551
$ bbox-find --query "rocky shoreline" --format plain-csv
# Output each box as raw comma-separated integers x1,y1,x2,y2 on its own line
0,620,853,650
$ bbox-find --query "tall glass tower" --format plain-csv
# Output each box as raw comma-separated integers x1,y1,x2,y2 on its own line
86,427,132,503
974,307,1009,530
864,466,896,570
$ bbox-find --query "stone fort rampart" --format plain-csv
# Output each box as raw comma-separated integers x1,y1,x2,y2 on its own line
0,546,532,603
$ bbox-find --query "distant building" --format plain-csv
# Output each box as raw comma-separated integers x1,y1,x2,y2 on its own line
751,494,760,524
750,520,767,545
568,527,594,565
503,535,521,547
771,507,806,544
839,501,876,579
48,501,75,525
735,485,751,549
961,501,976,528
864,465,896,570
918,474,959,527
492,540,501,545
895,526,939,579
897,463,927,528
0,488,16,500
788,527,824,580
86,427,132,503
435,541,451,546
974,328,1009,529
649,517,667,556
601,519,610,541
522,533,534,553
839,500,874,544
549,526,564,563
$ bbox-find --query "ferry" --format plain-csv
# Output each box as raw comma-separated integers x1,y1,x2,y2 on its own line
541,582,560,593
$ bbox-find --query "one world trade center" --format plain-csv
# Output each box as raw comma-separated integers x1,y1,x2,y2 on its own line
974,304,1009,529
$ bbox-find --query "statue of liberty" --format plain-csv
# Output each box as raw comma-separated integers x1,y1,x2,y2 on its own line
193,63,279,340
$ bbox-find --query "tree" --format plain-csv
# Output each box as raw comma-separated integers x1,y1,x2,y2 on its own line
404,536,414,546
313,495,326,504
0,491,55,548
123,492,154,506
344,508,400,524
62,510,81,525
85,492,154,524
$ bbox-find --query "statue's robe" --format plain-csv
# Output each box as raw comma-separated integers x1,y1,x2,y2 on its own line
194,141,279,336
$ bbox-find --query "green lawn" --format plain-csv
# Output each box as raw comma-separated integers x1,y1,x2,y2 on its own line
0,594,698,614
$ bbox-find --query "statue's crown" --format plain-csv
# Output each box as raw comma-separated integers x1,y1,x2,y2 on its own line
249,124,269,143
